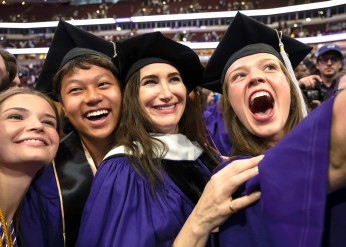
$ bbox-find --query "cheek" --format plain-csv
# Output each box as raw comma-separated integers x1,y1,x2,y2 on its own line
228,83,243,111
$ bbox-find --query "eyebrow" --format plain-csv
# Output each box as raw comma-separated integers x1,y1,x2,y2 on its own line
141,72,181,81
3,107,57,120
230,57,278,72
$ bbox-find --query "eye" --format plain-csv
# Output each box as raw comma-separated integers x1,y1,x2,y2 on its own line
68,87,82,94
8,114,23,120
42,120,57,128
142,79,157,86
231,72,246,82
170,76,182,83
263,64,277,71
99,82,111,88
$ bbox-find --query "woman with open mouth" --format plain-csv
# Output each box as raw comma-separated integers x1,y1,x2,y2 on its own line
201,12,346,247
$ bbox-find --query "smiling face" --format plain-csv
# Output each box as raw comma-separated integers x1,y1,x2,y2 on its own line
225,53,291,145
0,94,59,170
139,63,186,134
60,65,121,144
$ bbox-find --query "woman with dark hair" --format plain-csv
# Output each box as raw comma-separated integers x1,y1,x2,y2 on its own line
76,31,260,247
19,21,123,247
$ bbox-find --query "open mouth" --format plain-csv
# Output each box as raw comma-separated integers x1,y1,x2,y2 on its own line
249,91,274,116
86,109,109,121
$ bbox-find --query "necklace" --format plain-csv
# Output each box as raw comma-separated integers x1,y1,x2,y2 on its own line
0,209,16,247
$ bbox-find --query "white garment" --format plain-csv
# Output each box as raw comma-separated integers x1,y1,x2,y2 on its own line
104,133,203,161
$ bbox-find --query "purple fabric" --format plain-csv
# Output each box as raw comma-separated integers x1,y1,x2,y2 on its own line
203,103,232,156
19,165,64,247
76,155,215,247
215,97,345,247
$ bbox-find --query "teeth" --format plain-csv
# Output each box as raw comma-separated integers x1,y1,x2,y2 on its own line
22,139,44,144
251,91,270,102
86,110,109,117
156,105,175,110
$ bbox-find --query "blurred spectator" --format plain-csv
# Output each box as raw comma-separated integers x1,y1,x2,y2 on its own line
299,44,344,108
0,48,20,91
294,62,310,80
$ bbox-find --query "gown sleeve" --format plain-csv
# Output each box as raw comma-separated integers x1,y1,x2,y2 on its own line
19,165,64,247
76,155,196,247
218,97,346,247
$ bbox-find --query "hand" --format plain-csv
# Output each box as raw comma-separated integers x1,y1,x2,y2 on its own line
309,100,321,110
299,75,322,89
190,155,263,235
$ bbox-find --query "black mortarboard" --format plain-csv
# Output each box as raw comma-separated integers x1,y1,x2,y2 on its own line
202,12,312,94
35,20,116,101
116,31,204,91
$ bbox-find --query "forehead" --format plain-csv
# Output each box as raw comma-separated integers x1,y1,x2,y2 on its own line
1,94,54,113
228,53,280,70
140,63,179,76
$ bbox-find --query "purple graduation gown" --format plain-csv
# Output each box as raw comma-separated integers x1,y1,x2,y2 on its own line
19,131,94,247
203,103,232,156
76,153,215,247
215,97,346,247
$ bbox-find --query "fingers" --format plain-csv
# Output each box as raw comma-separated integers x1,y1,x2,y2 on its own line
220,155,264,177
299,75,322,88
228,191,261,213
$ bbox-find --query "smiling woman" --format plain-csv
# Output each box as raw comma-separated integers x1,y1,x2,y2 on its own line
0,87,59,247
75,31,261,247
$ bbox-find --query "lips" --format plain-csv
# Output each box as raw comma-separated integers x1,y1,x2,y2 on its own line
249,90,274,118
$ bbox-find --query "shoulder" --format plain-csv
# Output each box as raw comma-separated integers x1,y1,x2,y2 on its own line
29,164,59,199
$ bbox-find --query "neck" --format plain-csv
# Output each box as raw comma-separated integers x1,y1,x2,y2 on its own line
321,74,335,87
0,165,36,223
80,137,111,166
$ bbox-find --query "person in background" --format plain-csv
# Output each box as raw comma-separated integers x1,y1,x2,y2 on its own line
202,12,346,247
203,91,232,156
0,49,21,91
294,61,310,80
0,87,59,247
76,31,260,247
19,21,122,247
299,43,344,107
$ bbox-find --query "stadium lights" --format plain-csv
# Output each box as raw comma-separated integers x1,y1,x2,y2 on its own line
0,0,346,28
7,32,346,55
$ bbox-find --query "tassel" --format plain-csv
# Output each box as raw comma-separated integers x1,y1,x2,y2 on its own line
276,30,308,117
110,41,117,58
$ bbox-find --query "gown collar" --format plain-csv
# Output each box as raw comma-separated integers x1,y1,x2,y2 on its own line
104,133,203,161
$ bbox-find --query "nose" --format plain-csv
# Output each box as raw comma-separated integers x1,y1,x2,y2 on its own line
27,117,44,132
326,58,333,65
248,70,265,87
85,88,103,105
159,82,173,100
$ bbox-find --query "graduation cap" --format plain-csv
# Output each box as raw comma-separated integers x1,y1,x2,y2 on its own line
116,31,204,91
203,12,312,91
202,12,312,115
35,20,117,101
